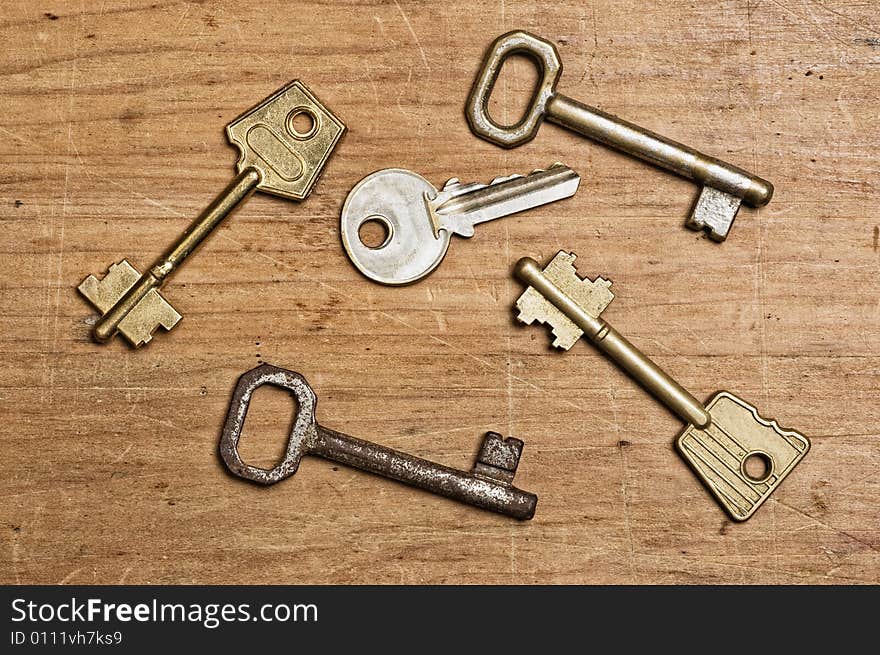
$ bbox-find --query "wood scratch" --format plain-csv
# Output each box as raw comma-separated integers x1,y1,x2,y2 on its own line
227,240,618,423
765,0,858,50
392,0,429,71
0,125,49,153
619,443,637,582
11,537,21,584
113,443,134,463
772,498,880,554
59,567,83,584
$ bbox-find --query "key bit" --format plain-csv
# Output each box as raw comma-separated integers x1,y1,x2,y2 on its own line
340,163,579,285
516,250,613,350
466,31,773,241
78,260,181,347
219,364,538,520
78,80,345,347
514,251,809,521
472,432,524,484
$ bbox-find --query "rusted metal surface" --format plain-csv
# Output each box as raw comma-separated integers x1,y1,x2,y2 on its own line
219,364,538,520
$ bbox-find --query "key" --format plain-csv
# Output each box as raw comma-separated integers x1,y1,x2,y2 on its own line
340,163,580,285
514,251,809,521
466,31,774,241
219,364,538,520
78,80,345,347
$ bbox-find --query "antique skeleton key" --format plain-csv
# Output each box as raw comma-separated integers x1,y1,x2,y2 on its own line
514,251,809,521
340,163,579,285
78,81,344,347
466,31,773,241
220,364,538,520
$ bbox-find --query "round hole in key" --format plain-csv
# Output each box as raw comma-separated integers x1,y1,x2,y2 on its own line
742,451,773,483
286,107,318,140
358,215,393,249
236,384,300,471
487,53,543,128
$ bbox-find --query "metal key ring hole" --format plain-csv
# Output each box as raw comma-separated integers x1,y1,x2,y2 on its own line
741,451,774,484
485,51,545,129
466,31,562,148
358,215,394,249
286,106,319,140
219,364,318,485
236,383,299,472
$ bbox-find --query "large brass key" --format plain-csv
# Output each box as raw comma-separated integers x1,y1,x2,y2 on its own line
466,31,773,241
78,81,345,347
514,251,809,521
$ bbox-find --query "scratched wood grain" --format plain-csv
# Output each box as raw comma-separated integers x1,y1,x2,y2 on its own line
0,0,878,585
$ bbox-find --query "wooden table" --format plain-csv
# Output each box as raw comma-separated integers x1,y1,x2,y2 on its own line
1,0,878,584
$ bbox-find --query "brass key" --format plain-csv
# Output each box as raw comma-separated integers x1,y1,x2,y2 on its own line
514,251,809,521
78,81,345,347
466,31,773,241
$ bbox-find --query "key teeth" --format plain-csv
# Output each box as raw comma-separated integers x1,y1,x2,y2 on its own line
448,163,569,193
77,259,181,347
77,260,144,314
486,162,564,186
515,310,535,326
550,334,569,350
514,250,614,351
517,307,578,351
488,173,522,186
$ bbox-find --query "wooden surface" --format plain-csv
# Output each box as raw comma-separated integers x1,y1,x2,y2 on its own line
1,0,878,585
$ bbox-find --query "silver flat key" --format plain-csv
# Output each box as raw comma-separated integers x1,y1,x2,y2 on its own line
340,163,580,285
219,364,538,520
466,31,773,241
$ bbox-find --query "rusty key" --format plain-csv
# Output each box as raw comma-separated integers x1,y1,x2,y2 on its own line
466,31,773,241
219,364,538,520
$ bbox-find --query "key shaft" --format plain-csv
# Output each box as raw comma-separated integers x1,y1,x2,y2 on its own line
546,95,772,207
515,257,711,428
312,425,537,520
93,168,260,342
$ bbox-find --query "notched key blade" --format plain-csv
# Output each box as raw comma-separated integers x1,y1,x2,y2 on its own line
78,259,142,314
431,163,580,238
226,80,345,201
676,391,810,521
78,260,181,347
515,251,613,350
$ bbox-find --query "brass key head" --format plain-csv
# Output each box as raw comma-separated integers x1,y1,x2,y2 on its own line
465,30,562,148
219,364,319,485
78,260,181,347
226,80,345,201
515,250,614,349
676,392,810,521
